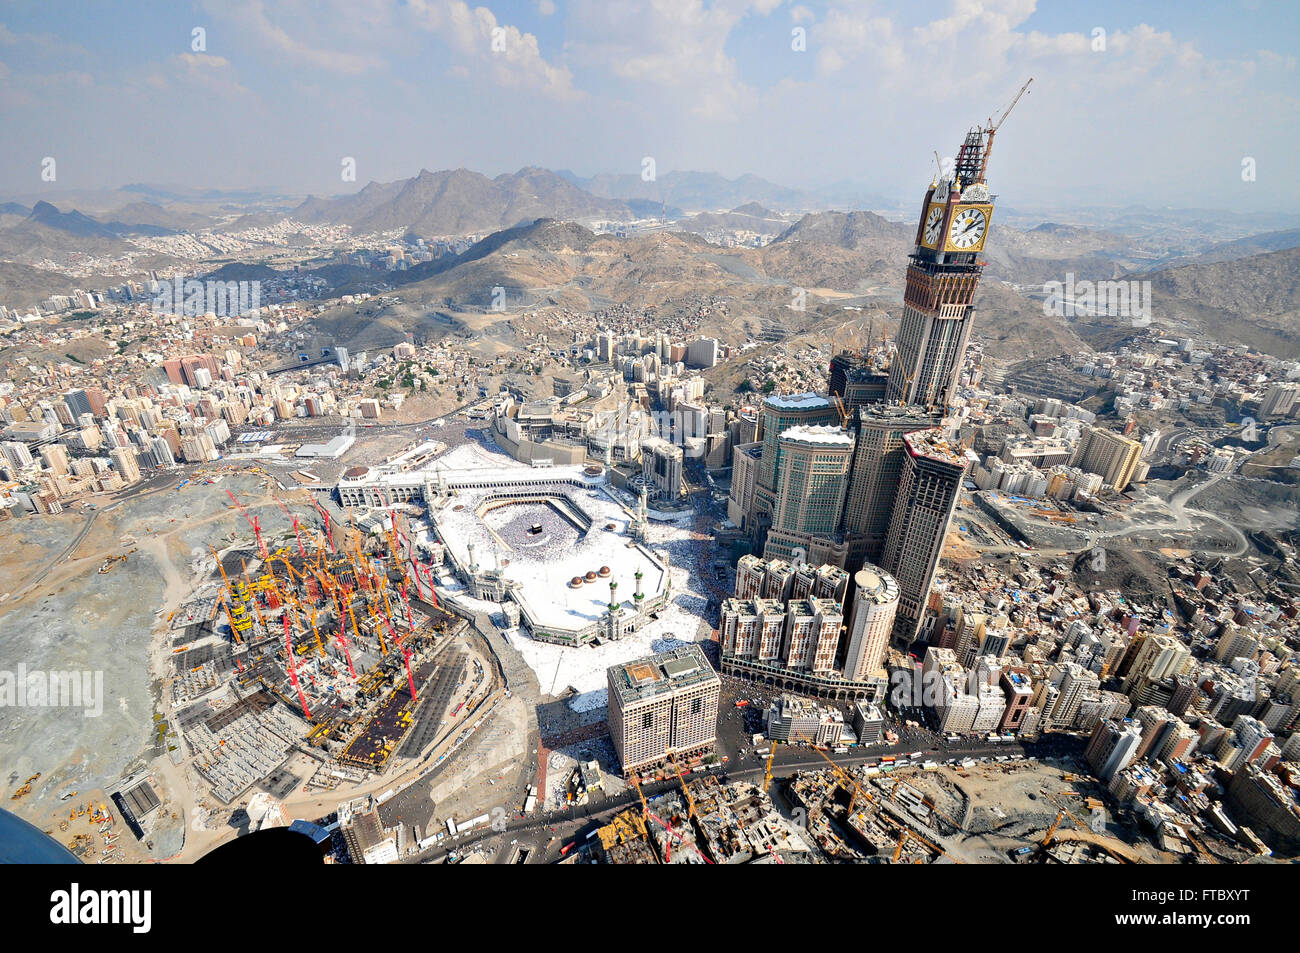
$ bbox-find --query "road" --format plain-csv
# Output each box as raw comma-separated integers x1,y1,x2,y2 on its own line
408,733,1088,863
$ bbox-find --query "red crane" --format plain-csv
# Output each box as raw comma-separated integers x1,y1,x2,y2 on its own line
275,498,308,560
282,614,312,719
226,489,267,559
401,643,417,703
332,596,357,679
310,498,336,552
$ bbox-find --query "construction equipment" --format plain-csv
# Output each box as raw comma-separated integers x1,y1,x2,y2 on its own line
763,741,779,793
275,497,308,559
667,752,695,820
226,490,267,559
10,773,40,800
976,77,1033,183
891,827,958,864
811,747,874,811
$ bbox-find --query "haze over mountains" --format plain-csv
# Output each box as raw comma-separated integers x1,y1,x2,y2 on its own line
4,163,1300,364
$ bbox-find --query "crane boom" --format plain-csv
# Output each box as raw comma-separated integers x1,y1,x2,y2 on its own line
978,77,1032,182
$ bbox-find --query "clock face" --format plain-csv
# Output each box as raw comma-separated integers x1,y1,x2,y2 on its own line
922,206,945,246
947,206,988,249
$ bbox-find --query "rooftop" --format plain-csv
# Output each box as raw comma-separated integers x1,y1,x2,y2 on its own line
609,642,718,705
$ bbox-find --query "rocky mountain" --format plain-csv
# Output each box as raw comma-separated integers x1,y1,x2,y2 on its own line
674,204,794,238
1127,245,1300,357
293,167,636,236
300,214,1089,367
0,261,79,310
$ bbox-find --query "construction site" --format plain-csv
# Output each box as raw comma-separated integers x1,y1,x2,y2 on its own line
774,752,1173,864
163,485,490,819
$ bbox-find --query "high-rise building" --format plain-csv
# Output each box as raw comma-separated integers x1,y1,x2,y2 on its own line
880,430,969,641
607,642,720,777
1071,426,1143,492
1085,720,1143,781
109,446,141,484
780,596,843,674
828,351,888,413
750,393,840,538
1259,381,1300,418
841,403,935,566
763,425,854,562
885,129,1001,411
641,436,684,499
40,443,70,475
841,566,900,684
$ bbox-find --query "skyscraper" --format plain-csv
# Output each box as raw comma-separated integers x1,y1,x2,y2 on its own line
764,425,854,562
750,393,840,545
607,642,720,777
1071,426,1144,492
885,131,999,411
880,430,970,642
828,351,888,413
841,403,936,567
841,566,900,686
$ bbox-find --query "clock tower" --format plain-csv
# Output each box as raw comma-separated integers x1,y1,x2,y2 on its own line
885,74,1028,412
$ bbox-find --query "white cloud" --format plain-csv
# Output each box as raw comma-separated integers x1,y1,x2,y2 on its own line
408,0,578,98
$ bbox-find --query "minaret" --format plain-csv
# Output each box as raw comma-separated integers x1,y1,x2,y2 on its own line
608,579,620,613
634,568,644,604
467,541,478,574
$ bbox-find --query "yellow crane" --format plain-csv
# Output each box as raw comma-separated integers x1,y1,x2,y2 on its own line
892,828,957,864
811,746,875,812
763,741,780,793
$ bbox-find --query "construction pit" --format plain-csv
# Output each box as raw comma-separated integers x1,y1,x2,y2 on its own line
782,755,1173,864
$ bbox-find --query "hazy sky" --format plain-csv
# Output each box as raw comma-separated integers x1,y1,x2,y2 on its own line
2,0,1297,211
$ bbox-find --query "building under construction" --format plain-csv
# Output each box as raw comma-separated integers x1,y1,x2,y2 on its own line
175,491,467,802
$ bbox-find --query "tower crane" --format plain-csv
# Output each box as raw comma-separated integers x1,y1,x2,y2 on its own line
977,77,1032,183
667,752,695,820
275,497,308,560
763,741,780,793
225,489,267,559
310,498,336,552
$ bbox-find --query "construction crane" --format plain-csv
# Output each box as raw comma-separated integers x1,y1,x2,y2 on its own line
763,741,780,793
892,827,959,864
275,497,308,559
225,489,267,559
976,77,1032,183
310,498,336,552
811,747,874,811
281,614,312,719
831,394,850,429
667,752,695,820
628,770,649,816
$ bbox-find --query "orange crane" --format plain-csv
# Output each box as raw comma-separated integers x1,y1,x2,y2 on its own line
812,746,875,811
763,741,780,792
